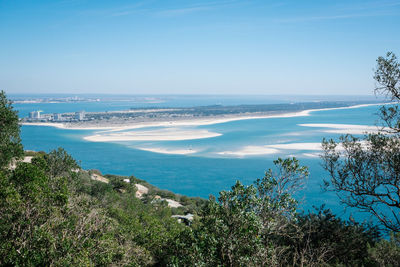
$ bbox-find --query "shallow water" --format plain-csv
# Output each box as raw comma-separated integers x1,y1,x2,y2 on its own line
15,96,386,223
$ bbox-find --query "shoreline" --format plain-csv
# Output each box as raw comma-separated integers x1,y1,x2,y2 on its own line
20,102,387,131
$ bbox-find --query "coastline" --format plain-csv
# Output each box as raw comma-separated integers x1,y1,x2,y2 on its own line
20,102,386,131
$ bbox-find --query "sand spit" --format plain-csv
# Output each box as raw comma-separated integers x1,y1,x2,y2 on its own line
84,128,221,142
21,122,66,128
21,102,387,131
22,113,309,131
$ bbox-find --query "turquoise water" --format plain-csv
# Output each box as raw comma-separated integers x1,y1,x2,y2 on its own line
14,96,386,222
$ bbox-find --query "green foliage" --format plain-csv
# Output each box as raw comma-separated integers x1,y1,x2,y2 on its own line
169,158,310,266
369,232,400,266
24,150,45,157
0,162,68,266
109,175,130,191
322,52,400,233
1,91,399,265
167,157,399,266
322,133,400,232
1,148,399,266
201,182,265,266
0,148,162,266
0,90,23,169
43,147,79,177
282,206,380,266
256,158,308,233
374,52,400,101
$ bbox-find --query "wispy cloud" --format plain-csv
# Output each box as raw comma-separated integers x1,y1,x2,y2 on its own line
109,9,142,17
274,12,393,23
153,0,242,17
155,6,213,17
77,0,242,18
273,0,400,24
337,0,400,11
79,1,151,18
57,0,87,5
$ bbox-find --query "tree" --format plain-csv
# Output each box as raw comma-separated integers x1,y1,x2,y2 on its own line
368,232,400,266
322,52,400,232
43,147,79,178
375,52,400,134
374,52,400,101
0,149,156,266
168,158,310,266
0,90,23,169
255,157,308,236
197,181,266,266
283,206,380,266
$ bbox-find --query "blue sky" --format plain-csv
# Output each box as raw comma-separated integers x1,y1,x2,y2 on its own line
1,0,399,95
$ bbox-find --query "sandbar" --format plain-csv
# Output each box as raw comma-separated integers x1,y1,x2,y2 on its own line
136,147,198,155
266,142,323,150
217,146,280,156
299,123,381,134
217,142,325,157
84,128,221,142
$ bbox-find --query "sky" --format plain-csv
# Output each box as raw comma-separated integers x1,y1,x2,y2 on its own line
1,0,400,95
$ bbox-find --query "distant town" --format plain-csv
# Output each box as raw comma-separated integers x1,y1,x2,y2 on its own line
25,110,86,122
12,96,164,104
12,96,100,104
22,100,383,126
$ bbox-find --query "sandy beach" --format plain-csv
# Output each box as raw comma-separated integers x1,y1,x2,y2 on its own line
22,112,309,131
21,102,387,132
21,103,387,145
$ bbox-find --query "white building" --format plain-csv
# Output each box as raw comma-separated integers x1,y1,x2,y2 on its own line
74,111,85,121
29,111,41,119
53,113,63,121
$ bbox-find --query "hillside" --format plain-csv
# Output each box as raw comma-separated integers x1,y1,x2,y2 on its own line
1,148,399,266
1,89,400,266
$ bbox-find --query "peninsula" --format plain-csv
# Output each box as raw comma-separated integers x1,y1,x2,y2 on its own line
21,100,385,130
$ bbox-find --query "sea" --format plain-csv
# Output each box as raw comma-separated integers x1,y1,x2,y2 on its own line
11,94,387,222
